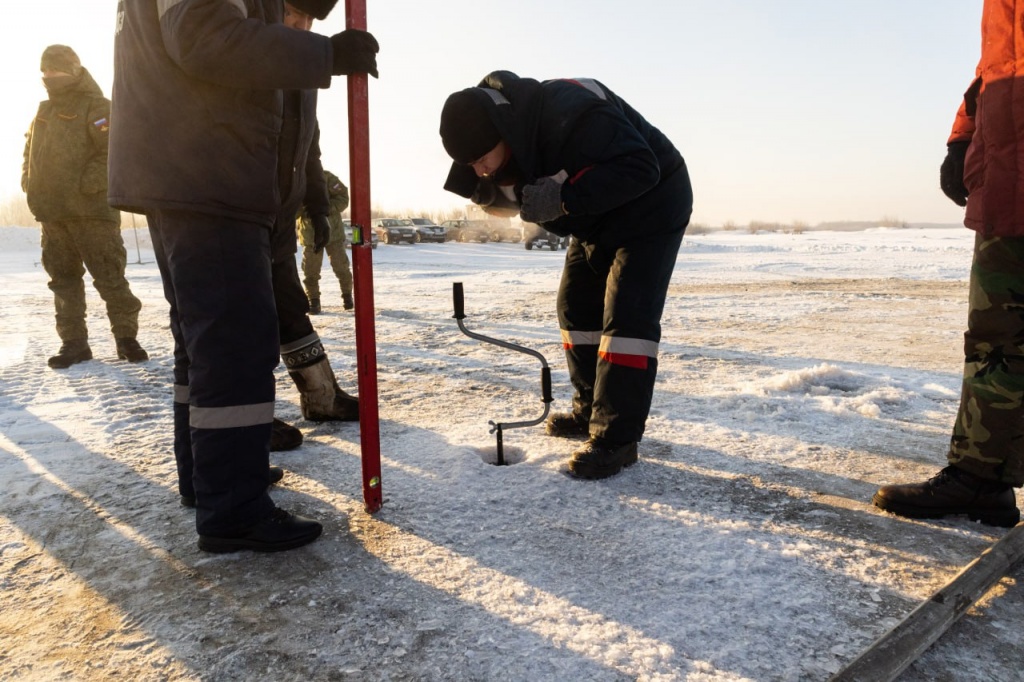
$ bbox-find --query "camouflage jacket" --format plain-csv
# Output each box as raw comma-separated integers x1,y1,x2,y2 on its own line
22,68,119,223
297,170,350,247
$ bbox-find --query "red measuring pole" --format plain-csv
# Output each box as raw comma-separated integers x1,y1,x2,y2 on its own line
345,0,382,513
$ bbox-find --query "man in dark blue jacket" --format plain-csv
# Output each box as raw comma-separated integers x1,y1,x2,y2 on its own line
440,71,692,480
109,0,377,552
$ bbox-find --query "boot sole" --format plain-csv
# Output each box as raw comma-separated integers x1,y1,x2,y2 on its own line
873,494,1021,528
198,527,322,553
48,352,93,369
567,452,639,480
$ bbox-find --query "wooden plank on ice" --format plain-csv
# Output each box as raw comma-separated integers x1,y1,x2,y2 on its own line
830,521,1024,682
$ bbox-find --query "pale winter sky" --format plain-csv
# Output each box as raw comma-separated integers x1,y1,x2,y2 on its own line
3,0,982,226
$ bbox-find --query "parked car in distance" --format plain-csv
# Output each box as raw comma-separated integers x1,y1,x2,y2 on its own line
342,219,378,249
522,222,565,250
409,218,446,243
371,218,418,245
441,219,490,243
488,219,522,243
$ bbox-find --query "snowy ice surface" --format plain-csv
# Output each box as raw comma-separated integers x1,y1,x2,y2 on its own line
1,225,1022,681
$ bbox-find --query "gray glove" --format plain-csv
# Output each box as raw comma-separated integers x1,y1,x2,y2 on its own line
311,214,331,253
520,176,566,224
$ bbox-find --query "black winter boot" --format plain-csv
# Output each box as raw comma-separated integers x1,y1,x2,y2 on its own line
48,339,92,369
197,507,323,553
308,298,321,315
343,291,354,311
873,465,1020,527
546,411,590,439
270,418,303,451
567,437,638,480
115,337,149,362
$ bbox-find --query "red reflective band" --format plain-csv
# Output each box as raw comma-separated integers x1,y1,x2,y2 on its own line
598,351,649,369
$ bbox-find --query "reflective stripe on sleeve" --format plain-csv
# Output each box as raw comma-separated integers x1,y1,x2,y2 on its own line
557,78,608,100
174,384,189,404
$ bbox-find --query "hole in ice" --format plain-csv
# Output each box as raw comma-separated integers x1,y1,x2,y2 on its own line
473,443,527,466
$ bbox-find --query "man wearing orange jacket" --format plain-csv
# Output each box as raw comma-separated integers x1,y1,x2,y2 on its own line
873,0,1023,527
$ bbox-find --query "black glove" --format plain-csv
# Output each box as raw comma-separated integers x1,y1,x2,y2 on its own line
940,140,970,207
330,29,379,78
311,214,331,253
520,176,566,224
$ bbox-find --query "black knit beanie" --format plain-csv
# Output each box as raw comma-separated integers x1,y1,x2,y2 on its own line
40,45,82,76
440,88,502,165
287,0,338,20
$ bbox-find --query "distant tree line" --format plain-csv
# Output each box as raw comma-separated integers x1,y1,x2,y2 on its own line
1,192,917,234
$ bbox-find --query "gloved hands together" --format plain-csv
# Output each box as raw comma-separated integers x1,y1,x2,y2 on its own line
311,214,331,253
330,29,379,78
520,175,566,224
940,140,970,207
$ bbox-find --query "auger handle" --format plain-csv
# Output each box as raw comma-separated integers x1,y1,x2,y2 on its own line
453,282,465,320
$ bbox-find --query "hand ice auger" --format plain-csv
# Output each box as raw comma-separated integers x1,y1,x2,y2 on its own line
452,282,553,465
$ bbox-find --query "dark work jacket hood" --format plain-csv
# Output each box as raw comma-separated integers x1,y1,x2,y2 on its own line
108,0,333,226
443,71,689,242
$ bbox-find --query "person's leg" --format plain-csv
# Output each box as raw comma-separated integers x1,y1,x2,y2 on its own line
74,219,147,361
153,209,284,537
562,229,684,480
74,219,141,338
325,240,354,308
948,234,1024,485
147,212,194,502
300,245,323,313
273,254,359,422
589,229,684,445
874,233,1022,526
273,255,316,347
40,221,92,366
555,238,606,426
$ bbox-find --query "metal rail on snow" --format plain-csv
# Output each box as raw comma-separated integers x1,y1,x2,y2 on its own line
452,282,553,465
346,0,382,513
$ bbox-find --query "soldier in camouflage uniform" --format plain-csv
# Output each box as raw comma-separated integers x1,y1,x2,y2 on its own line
297,170,354,312
22,45,148,369
873,1,1022,527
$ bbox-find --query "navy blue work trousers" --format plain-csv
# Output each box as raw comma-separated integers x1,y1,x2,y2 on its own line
147,209,278,535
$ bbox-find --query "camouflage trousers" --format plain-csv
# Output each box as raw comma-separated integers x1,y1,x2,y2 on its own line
948,233,1024,486
300,240,352,300
40,219,141,343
